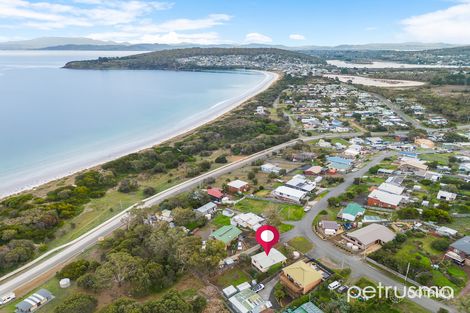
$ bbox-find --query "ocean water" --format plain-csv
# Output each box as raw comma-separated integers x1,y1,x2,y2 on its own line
0,51,269,197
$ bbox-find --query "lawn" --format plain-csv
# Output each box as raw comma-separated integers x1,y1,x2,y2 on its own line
444,217,470,234
279,223,294,233
211,214,231,227
213,266,252,288
288,237,314,253
235,198,304,221
420,153,454,166
330,138,350,146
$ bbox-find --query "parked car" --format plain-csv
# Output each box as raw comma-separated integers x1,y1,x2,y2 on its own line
237,241,243,251
337,285,349,293
0,292,16,305
252,284,265,293
328,281,341,290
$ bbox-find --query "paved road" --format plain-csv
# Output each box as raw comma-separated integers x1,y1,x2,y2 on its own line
281,151,456,313
0,132,363,296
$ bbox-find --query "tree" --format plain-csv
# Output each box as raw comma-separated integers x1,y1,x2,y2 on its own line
57,259,99,280
54,294,97,313
190,295,207,313
118,179,139,193
274,283,286,301
214,155,228,164
99,298,143,313
431,238,451,251
143,187,156,197
172,207,197,227
264,207,282,226
95,252,145,287
76,272,100,291
188,240,226,274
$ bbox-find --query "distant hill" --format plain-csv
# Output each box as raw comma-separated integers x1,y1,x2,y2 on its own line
0,37,117,50
0,36,459,52
64,47,323,70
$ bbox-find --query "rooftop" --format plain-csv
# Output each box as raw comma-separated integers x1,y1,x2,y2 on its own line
378,182,405,195
347,223,396,246
343,202,365,216
368,189,404,206
451,236,470,255
282,260,323,287
211,225,242,244
228,179,249,189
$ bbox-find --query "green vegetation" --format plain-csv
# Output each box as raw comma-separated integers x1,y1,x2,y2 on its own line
235,198,304,221
369,231,467,292
211,214,231,227
278,223,294,233
213,266,251,287
64,47,324,70
287,236,313,253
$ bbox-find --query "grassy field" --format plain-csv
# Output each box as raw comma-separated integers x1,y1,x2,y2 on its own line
235,198,304,221
279,223,294,233
211,214,231,228
444,217,470,235
213,266,252,288
288,237,313,253
419,153,454,166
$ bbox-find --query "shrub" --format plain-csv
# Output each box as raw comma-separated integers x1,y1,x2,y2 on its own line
118,179,139,193
431,238,451,252
53,294,97,313
143,187,157,197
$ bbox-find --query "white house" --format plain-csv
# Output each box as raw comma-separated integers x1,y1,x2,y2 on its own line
251,248,287,272
231,212,265,231
377,182,405,195
261,163,282,175
272,186,308,203
285,175,316,193
437,190,457,201
195,202,217,216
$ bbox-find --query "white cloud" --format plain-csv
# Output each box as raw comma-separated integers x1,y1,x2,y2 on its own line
365,26,377,31
244,32,272,43
289,33,305,40
400,1,470,43
88,30,222,44
0,0,173,29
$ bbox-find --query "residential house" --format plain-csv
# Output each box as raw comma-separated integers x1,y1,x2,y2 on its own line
459,163,470,175
231,212,265,231
399,157,428,173
16,289,53,313
292,152,316,162
446,236,470,266
326,156,353,172
318,221,341,236
261,163,282,175
207,188,224,202
377,182,405,195
195,202,218,217
227,180,250,193
304,165,322,176
338,203,365,222
437,190,457,201
290,302,324,313
285,175,316,193
156,209,173,223
251,248,287,272
273,186,308,204
343,224,396,250
280,260,323,296
228,288,272,313
211,225,242,247
367,189,404,209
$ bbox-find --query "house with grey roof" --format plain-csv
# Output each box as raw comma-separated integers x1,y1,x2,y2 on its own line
343,224,396,250
16,289,53,313
446,236,470,266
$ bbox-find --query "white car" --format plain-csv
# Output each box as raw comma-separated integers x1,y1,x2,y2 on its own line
328,281,341,290
0,292,16,305
252,284,265,293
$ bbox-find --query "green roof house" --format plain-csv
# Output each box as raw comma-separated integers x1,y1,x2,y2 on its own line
338,202,365,222
211,225,242,246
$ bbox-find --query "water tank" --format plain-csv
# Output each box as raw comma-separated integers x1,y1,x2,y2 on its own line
346,242,353,249
352,245,359,251
293,251,300,259
59,278,71,288
358,222,363,228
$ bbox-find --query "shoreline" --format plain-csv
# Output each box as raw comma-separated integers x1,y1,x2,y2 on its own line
0,70,279,200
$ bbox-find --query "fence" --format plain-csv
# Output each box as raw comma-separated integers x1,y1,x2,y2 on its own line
365,257,422,287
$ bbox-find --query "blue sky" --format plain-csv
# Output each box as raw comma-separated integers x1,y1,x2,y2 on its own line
1,0,470,45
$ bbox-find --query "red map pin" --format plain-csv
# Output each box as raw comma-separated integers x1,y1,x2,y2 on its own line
256,225,280,255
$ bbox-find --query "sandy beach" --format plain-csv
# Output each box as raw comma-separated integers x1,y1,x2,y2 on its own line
323,74,425,87
0,70,279,199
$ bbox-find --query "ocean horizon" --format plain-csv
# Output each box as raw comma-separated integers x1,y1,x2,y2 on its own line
0,51,273,198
